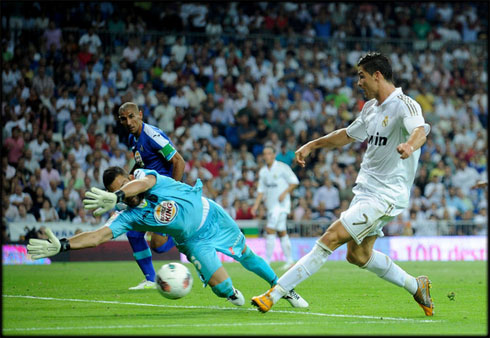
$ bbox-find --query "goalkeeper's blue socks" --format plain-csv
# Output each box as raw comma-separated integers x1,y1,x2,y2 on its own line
126,230,155,282
238,246,278,287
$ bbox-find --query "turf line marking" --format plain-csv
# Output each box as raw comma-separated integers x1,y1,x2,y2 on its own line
3,295,443,323
3,322,304,332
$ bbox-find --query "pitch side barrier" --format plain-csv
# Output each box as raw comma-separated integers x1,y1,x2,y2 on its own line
3,221,487,264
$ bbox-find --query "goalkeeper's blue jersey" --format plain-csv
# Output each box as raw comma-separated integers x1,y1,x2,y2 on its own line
129,123,177,177
107,169,205,244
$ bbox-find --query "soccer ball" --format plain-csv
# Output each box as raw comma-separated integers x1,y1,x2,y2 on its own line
155,262,193,299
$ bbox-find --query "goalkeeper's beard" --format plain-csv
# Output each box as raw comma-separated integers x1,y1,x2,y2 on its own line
125,193,145,207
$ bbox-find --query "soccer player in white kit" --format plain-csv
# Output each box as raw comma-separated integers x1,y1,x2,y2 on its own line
251,145,299,270
252,52,435,316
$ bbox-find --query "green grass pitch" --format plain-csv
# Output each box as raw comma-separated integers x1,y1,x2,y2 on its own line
2,260,487,335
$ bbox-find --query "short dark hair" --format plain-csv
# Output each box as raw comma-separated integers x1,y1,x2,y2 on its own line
103,166,128,189
357,52,393,83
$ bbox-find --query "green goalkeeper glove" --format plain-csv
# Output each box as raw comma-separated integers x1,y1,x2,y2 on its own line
27,228,70,259
83,187,125,216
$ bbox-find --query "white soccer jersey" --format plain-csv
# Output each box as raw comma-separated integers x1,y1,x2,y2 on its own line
257,160,300,214
346,87,430,209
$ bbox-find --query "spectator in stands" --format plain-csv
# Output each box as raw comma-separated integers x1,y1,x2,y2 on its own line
452,158,481,196
275,143,295,167
4,194,19,222
474,207,487,235
42,20,63,50
31,66,55,98
39,198,59,222
235,200,254,220
28,133,49,163
9,182,29,209
78,27,102,55
45,179,63,207
72,206,97,225
312,177,340,213
30,186,48,221
170,36,187,63
189,113,212,141
207,126,228,153
153,93,176,134
39,159,60,191
4,126,24,166
14,203,37,224
423,175,445,206
211,97,235,133
184,78,207,113
56,197,76,222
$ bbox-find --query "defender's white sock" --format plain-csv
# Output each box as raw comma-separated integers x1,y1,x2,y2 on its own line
270,241,332,303
279,235,293,263
362,250,418,295
265,234,275,263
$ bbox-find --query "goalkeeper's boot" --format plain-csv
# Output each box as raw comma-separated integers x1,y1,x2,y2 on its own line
413,276,434,316
129,279,156,290
251,287,275,313
227,288,245,306
283,288,309,308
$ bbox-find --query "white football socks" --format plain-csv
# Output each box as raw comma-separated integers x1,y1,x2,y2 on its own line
265,234,275,263
279,234,293,263
362,250,418,295
270,241,332,303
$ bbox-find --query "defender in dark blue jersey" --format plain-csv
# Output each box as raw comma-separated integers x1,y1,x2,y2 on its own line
118,102,185,290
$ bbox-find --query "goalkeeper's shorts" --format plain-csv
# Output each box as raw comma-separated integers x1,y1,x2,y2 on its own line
176,199,246,285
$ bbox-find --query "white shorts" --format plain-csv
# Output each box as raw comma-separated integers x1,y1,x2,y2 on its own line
266,210,288,232
340,191,404,245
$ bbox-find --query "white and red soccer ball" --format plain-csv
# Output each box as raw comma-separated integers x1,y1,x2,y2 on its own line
155,262,193,299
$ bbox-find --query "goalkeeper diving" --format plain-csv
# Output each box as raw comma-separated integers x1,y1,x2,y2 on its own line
27,166,308,308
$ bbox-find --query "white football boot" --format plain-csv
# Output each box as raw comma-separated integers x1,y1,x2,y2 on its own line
227,288,245,306
129,279,156,290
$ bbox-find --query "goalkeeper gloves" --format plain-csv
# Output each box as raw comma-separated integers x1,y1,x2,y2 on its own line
83,187,125,216
27,228,70,259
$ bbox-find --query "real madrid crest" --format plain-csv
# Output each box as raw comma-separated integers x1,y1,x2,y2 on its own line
382,116,389,127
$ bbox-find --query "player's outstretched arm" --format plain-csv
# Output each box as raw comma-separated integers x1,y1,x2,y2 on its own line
295,128,354,167
27,227,114,259
65,226,114,250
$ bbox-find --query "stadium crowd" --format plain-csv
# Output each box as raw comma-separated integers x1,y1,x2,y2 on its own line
2,2,488,243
